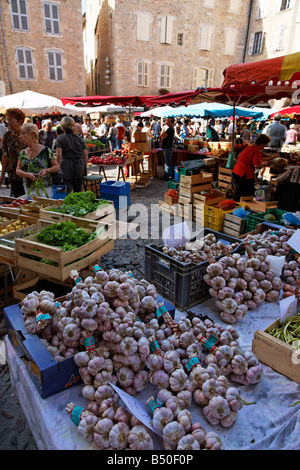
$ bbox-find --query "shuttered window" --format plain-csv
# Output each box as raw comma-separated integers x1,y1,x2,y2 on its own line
137,60,150,87
10,0,29,31
43,2,60,35
199,25,213,51
16,47,34,80
159,63,171,89
47,50,63,81
192,68,213,89
160,16,173,44
249,32,264,55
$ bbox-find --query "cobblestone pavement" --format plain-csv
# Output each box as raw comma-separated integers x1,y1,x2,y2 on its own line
0,172,170,450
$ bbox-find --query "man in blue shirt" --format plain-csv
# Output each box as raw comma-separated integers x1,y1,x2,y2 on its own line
264,113,287,148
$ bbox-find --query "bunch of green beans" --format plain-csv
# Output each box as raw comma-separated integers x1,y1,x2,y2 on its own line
269,315,300,345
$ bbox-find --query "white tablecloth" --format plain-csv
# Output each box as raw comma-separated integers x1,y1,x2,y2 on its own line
5,298,300,450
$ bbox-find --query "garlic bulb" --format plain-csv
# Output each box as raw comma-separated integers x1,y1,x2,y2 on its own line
128,425,154,450
177,434,200,450
162,421,185,447
109,422,130,450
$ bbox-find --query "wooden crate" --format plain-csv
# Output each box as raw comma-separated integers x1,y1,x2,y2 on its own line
13,272,71,301
252,319,300,385
178,172,213,204
218,167,232,191
164,194,179,206
19,197,63,219
240,196,278,212
0,223,39,267
193,190,226,207
39,200,115,224
15,219,114,282
158,200,178,216
223,213,245,237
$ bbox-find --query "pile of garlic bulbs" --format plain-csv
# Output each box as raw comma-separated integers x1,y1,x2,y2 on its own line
20,267,264,450
204,251,282,324
242,227,295,257
161,233,240,265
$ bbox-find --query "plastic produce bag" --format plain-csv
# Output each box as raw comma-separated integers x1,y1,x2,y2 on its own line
283,212,300,226
231,207,249,219
226,150,236,169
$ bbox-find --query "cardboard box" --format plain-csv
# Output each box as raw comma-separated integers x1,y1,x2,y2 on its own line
252,319,300,385
4,304,82,398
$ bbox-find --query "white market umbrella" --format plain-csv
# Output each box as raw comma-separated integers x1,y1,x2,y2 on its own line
0,90,86,116
141,105,174,117
83,105,145,114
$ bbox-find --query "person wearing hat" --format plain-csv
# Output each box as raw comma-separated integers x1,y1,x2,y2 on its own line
286,124,298,145
264,113,287,148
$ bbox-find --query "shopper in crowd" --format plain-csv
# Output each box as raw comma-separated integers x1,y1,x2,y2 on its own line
38,119,57,149
52,126,64,153
286,124,298,145
115,118,125,150
219,120,226,139
174,120,183,140
55,116,88,194
227,119,238,141
132,121,144,142
97,117,110,145
151,117,161,139
0,108,26,197
161,117,175,180
75,121,84,138
232,134,271,201
206,123,219,142
240,123,251,143
0,120,5,163
264,113,287,148
200,120,207,137
81,116,91,137
108,122,118,151
16,123,59,198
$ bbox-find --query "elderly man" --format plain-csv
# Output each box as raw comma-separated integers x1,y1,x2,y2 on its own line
264,113,287,148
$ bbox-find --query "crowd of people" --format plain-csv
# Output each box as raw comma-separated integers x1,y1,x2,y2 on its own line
0,107,299,199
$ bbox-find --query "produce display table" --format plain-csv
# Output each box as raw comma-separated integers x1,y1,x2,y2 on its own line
88,157,138,183
5,298,300,450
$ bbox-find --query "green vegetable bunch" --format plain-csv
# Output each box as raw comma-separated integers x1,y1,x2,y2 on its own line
38,220,97,252
47,191,110,217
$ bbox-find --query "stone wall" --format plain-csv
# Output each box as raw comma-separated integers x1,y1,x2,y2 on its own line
0,0,85,99
90,0,251,96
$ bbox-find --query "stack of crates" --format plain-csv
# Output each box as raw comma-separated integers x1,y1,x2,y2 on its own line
178,172,213,220
245,208,287,233
99,181,130,210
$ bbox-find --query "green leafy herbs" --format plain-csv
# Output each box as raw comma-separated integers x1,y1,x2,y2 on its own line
47,191,110,217
37,220,98,252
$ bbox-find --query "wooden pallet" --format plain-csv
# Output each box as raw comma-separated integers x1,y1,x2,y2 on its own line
158,200,178,216
15,219,114,282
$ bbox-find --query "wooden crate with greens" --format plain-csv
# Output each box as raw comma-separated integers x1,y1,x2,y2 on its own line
39,191,114,224
16,218,114,281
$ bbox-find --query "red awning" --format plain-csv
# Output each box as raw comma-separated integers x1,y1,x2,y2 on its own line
221,51,300,89
61,90,201,108
270,105,300,118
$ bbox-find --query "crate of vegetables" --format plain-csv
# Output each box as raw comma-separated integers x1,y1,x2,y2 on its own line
252,312,300,385
0,223,39,266
39,191,115,224
16,219,114,281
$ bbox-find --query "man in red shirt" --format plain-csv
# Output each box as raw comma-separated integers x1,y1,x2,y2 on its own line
232,134,271,201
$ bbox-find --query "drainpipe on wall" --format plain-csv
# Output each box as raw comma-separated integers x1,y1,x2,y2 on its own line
242,0,253,63
0,0,12,94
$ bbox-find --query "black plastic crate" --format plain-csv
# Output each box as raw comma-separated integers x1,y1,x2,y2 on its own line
145,229,244,309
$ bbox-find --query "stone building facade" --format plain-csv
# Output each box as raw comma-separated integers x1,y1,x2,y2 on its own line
0,0,85,98
84,0,252,96
245,0,300,63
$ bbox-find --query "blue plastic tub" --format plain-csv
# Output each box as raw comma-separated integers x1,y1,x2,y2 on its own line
100,181,130,196
52,185,67,199
102,193,130,209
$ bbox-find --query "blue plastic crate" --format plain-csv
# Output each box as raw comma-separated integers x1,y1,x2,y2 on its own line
100,181,130,196
52,185,67,199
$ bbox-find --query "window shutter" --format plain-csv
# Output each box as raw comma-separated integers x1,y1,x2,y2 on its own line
160,64,165,88
144,62,149,87
275,0,282,12
258,0,266,18
166,65,171,88
248,33,255,55
208,69,214,88
200,25,212,50
192,69,198,89
297,1,300,21
160,16,167,43
137,61,143,86
137,13,149,41
166,17,173,44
